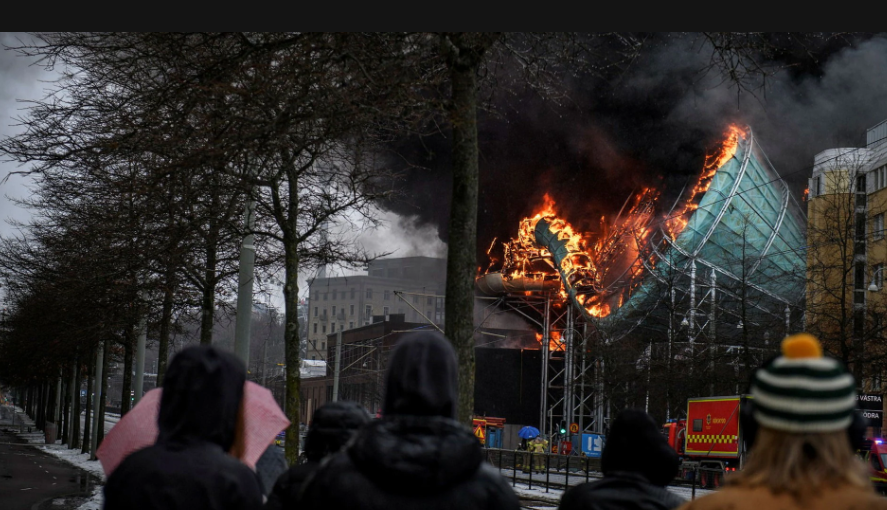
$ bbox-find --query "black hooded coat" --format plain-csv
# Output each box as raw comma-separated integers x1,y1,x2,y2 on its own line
103,345,263,510
264,400,370,510
558,409,685,510
298,331,520,510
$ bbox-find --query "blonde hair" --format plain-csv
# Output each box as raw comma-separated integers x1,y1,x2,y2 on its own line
729,426,871,499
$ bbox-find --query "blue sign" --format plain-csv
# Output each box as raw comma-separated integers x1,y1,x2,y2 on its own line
581,433,605,457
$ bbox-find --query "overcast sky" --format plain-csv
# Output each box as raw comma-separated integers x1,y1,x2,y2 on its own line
0,32,53,239
0,32,446,309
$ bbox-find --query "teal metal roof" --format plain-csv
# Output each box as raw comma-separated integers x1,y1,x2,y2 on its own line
596,127,807,334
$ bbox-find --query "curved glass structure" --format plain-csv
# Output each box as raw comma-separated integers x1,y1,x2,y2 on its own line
602,126,807,338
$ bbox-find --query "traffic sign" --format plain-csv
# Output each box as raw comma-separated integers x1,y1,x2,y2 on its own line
474,424,486,444
569,422,579,434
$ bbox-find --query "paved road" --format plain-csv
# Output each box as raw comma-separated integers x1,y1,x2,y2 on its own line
0,429,99,510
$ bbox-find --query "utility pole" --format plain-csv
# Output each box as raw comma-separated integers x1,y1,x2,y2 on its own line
332,330,343,402
234,186,257,367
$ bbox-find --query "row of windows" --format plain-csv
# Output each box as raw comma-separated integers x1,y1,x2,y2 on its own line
310,307,443,334
314,305,357,317
312,288,442,304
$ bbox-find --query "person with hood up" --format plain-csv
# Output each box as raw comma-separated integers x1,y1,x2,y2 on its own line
264,400,370,510
558,409,685,510
103,345,262,510
678,333,887,510
298,331,520,510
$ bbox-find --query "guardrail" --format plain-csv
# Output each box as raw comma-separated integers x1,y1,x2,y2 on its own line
482,447,719,499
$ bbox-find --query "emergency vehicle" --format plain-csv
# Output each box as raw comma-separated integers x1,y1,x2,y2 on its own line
662,395,753,489
858,437,887,495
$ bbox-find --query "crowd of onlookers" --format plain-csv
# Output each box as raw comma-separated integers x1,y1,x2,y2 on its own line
101,332,887,510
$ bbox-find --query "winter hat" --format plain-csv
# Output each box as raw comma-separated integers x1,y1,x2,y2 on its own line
750,333,857,433
601,409,680,487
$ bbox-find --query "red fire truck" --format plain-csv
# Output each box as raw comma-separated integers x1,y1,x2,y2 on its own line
857,438,887,495
662,395,753,489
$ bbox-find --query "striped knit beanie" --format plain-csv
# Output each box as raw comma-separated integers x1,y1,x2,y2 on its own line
750,333,857,433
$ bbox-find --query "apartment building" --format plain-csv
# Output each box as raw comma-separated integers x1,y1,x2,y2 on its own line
807,119,887,410
305,256,446,360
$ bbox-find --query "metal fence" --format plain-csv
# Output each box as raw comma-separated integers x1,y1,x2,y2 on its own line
482,448,714,499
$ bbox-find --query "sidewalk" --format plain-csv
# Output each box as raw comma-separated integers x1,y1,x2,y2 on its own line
2,406,107,510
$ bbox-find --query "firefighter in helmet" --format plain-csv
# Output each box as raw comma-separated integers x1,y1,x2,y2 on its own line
529,435,549,473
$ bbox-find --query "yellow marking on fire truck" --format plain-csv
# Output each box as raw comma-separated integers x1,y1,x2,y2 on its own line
688,434,738,443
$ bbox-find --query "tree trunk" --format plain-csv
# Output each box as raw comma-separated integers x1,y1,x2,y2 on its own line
158,267,175,386
60,380,69,444
97,338,110,447
81,358,93,454
200,213,220,346
200,251,217,346
71,360,81,450
120,332,134,415
37,381,46,430
443,37,485,426
283,242,303,466
282,168,303,466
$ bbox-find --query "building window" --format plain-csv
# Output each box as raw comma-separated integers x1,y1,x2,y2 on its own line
876,166,887,191
384,290,391,300
313,292,318,301
321,341,325,350
366,288,373,299
313,323,317,333
350,304,354,315
365,305,372,320
332,306,336,317
427,296,433,306
875,214,885,240
322,325,326,333
312,355,316,360
332,289,337,300
349,322,354,329
383,306,389,318
324,293,328,301
331,323,335,333
874,263,885,290
351,288,356,299
314,307,318,317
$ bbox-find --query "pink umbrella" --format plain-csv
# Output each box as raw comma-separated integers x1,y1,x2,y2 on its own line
97,381,290,477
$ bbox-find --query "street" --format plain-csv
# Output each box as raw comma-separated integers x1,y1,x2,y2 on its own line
0,428,99,510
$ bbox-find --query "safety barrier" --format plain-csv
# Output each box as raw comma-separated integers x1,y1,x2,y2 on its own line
482,447,717,499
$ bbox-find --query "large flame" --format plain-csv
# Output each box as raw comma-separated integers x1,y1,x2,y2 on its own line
481,124,745,321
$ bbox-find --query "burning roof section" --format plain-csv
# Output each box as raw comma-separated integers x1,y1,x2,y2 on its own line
477,125,806,337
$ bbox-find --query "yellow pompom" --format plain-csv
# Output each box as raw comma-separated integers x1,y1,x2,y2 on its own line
781,333,823,359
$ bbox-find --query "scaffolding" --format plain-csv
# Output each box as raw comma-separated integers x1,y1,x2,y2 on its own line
476,125,807,435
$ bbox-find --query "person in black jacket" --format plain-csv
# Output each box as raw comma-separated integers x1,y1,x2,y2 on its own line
264,400,370,510
103,345,262,510
299,330,520,510
558,409,685,510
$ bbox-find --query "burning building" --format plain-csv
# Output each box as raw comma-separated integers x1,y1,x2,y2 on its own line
476,124,807,435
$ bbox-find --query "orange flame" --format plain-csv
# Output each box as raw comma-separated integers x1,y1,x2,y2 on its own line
666,124,744,239
482,124,744,324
